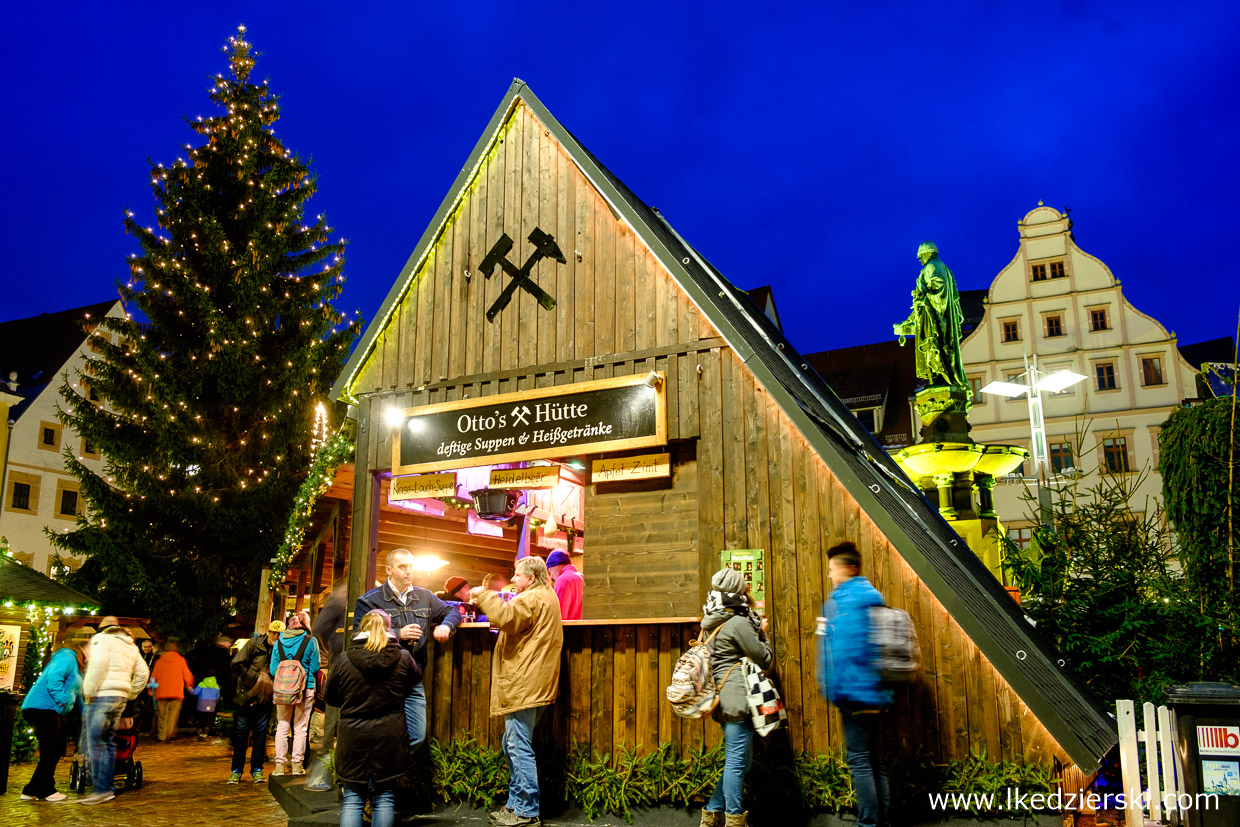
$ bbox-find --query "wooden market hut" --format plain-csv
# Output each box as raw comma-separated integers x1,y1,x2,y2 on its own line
328,80,1116,786
0,555,97,692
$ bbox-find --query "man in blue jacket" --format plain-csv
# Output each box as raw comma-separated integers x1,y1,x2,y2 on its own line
818,542,892,827
353,547,461,754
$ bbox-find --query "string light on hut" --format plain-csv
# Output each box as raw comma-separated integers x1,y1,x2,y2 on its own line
310,402,329,458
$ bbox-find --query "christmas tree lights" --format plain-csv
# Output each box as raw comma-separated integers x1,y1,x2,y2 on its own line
52,27,359,642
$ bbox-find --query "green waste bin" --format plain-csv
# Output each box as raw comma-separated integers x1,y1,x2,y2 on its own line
1165,682,1240,827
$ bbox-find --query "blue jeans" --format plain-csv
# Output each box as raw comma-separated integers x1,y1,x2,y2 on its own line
404,681,427,753
706,718,754,814
503,706,545,817
341,779,396,827
840,706,889,827
231,703,272,773
84,696,127,794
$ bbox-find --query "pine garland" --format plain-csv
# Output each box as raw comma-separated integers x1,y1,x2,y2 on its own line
269,431,354,589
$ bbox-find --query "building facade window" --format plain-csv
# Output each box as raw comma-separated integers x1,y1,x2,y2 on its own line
1089,307,1110,331
38,421,63,452
1007,525,1034,549
1095,362,1118,391
12,482,31,511
60,489,78,516
53,480,81,521
1002,319,1021,342
1049,441,1075,473
1049,261,1066,279
968,375,985,399
853,407,881,433
1141,356,1165,386
1031,263,1047,281
5,472,41,515
1102,437,1131,474
1044,314,1064,338
82,437,100,458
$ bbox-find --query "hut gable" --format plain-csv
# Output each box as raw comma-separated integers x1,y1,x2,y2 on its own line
335,81,1115,773
338,91,719,401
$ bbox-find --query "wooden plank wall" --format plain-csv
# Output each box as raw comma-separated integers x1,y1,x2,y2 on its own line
693,345,1068,768
343,101,1075,772
423,622,705,756
583,443,699,619
351,102,719,399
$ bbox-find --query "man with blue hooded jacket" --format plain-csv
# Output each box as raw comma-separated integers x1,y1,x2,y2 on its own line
818,542,892,827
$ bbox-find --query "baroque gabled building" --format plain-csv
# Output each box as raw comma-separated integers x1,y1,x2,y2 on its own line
959,205,1207,544
0,300,123,575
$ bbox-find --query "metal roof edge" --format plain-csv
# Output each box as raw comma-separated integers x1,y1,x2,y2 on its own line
330,79,529,404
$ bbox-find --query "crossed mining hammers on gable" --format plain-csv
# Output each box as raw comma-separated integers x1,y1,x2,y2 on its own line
474,227,565,323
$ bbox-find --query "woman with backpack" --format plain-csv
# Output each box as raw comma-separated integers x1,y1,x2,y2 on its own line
698,567,772,827
269,611,321,776
324,609,418,827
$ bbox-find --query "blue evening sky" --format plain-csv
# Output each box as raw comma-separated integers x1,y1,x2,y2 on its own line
2,2,1236,355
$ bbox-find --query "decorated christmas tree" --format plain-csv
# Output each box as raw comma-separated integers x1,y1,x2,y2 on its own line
53,27,358,640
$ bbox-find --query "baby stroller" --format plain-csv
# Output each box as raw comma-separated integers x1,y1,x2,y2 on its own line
69,701,145,792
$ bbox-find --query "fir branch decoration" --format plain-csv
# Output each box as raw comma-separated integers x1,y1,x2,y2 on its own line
269,431,354,589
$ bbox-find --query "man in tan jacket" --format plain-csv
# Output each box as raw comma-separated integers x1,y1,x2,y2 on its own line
471,555,563,827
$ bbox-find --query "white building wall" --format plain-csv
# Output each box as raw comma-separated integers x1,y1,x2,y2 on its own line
1,302,124,574
959,205,1196,533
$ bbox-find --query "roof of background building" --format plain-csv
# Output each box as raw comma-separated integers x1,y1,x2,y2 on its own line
0,554,96,608
1178,336,1236,370
333,80,1117,769
0,300,120,422
805,340,918,449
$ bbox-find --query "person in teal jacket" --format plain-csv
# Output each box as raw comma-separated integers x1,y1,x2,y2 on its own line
818,542,892,827
20,641,88,802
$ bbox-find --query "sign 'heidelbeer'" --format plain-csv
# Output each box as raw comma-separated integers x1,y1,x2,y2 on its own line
391,374,667,474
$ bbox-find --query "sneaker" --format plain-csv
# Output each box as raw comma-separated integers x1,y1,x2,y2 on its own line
271,764,286,777
227,771,242,784
491,808,541,827
291,765,306,776
252,769,265,783
45,793,68,802
78,791,117,805
20,794,37,801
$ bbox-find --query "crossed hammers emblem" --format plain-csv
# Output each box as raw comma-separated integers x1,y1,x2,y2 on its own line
475,227,564,323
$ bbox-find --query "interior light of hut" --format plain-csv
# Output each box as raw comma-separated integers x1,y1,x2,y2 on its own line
409,554,449,574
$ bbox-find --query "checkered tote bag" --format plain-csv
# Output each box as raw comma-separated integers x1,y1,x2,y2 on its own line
741,657,787,737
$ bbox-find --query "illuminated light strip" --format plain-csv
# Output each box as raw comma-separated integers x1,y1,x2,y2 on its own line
340,95,523,405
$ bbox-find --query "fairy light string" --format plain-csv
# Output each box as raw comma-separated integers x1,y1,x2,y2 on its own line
47,26,360,633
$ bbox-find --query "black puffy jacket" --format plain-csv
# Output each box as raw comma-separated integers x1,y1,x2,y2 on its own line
323,636,419,784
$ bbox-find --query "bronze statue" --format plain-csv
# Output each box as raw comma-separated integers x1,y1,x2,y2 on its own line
893,241,968,391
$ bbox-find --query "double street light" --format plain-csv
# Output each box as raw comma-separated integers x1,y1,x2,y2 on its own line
980,353,1087,525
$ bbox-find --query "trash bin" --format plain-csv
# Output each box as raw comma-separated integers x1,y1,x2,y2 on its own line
0,691,19,795
1165,682,1240,827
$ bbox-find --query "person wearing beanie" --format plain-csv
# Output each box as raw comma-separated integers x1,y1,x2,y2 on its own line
544,550,583,621
698,567,771,827
443,576,471,602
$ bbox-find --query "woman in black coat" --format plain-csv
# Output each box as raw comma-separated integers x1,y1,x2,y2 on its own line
323,609,418,827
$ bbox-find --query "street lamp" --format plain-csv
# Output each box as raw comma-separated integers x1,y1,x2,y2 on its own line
980,354,1086,524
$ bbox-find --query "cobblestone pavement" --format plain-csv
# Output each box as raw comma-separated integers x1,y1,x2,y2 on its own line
1,736,288,826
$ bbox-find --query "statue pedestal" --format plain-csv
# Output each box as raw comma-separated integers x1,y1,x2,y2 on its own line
913,385,973,443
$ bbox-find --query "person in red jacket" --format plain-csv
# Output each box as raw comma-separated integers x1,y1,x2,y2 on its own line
150,639,195,741
545,550,583,620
